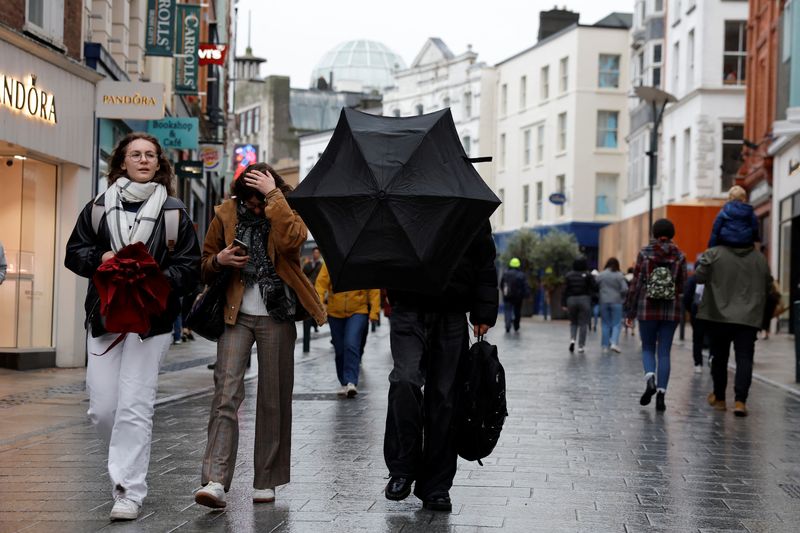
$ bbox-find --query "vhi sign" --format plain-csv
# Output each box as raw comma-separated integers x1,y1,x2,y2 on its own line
0,73,57,124
198,44,228,66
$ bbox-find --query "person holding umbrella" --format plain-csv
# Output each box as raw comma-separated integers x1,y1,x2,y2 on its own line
195,163,325,509
315,262,380,397
64,132,200,521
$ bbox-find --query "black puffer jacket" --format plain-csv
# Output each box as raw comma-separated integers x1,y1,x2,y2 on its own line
64,195,201,339
388,221,498,326
560,270,597,307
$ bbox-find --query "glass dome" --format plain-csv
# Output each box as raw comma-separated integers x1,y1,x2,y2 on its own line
310,40,406,94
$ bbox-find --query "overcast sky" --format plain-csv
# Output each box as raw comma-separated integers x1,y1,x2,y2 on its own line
234,0,637,88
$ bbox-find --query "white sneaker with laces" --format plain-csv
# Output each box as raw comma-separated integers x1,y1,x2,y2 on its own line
694,365,703,374
337,385,347,396
610,344,622,353
253,488,275,503
195,481,227,509
576,346,585,354
109,497,140,521
346,383,358,397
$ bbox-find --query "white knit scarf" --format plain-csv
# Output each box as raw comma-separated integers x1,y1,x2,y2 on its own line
104,177,168,253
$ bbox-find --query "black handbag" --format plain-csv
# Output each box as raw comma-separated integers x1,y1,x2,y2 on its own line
185,269,231,342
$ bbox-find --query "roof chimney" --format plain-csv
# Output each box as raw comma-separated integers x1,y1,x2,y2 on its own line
538,7,580,41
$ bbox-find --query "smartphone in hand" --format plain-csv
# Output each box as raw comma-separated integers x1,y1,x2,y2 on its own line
232,238,249,256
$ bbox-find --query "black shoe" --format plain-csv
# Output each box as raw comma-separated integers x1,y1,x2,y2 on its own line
422,494,452,512
640,376,656,406
385,476,413,501
569,340,575,352
207,363,216,370
655,391,666,412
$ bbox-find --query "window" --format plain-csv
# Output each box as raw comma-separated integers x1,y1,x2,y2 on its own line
596,111,619,148
415,104,424,115
629,134,645,194
557,113,567,152
652,44,663,87
687,30,695,88
462,136,471,156
556,175,565,216
520,76,527,109
783,3,792,63
238,113,245,137
392,109,401,117
535,182,543,220
501,83,508,115
244,110,252,135
499,133,506,169
673,41,680,93
523,129,531,166
498,188,505,226
721,123,744,191
595,174,618,216
536,124,544,163
522,185,530,223
26,0,64,43
724,21,747,85
633,51,644,87
252,109,260,133
673,0,682,24
464,92,472,118
682,128,691,194
599,54,621,88
559,57,569,93
655,0,664,11
668,135,676,199
540,66,549,100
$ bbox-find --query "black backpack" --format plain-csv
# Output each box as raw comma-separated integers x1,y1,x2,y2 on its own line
455,338,508,464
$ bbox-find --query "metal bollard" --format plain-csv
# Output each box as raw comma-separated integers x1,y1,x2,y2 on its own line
794,301,800,383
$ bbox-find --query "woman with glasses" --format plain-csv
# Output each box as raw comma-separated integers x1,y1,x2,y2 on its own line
65,132,200,521
195,163,325,509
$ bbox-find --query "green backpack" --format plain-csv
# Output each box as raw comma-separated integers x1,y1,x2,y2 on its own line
646,263,676,300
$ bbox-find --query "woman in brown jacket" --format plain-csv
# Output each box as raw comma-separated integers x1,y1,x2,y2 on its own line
195,163,325,509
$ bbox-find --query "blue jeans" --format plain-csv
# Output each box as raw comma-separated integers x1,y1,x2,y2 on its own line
328,314,369,386
503,299,522,331
638,319,679,390
600,303,623,348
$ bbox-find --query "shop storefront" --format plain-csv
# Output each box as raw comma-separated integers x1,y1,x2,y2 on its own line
0,29,101,369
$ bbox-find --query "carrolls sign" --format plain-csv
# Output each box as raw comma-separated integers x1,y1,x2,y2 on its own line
0,73,57,124
145,0,176,57
174,4,200,95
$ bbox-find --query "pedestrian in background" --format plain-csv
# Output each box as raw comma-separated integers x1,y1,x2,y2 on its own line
195,163,325,509
315,262,380,397
623,266,636,337
500,257,530,333
596,257,627,353
303,247,323,335
761,279,783,340
697,243,771,417
383,221,497,513
65,132,200,521
561,257,596,354
0,241,6,285
625,219,686,412
591,269,601,332
682,273,707,372
708,185,759,248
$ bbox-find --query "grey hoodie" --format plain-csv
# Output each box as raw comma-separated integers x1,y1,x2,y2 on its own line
596,269,627,305
695,246,772,329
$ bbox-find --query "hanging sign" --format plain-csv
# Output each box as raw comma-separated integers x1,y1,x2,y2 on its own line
147,117,199,150
199,144,223,171
96,81,165,119
145,0,176,57
549,192,567,205
233,144,258,179
198,44,228,66
174,4,200,95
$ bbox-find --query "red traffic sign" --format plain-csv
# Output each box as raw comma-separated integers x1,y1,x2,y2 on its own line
198,44,227,66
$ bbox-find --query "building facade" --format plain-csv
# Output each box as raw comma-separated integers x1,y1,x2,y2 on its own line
492,11,632,264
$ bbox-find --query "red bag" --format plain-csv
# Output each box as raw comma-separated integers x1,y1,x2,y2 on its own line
92,242,170,353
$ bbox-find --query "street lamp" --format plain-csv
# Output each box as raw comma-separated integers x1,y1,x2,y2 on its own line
634,86,677,236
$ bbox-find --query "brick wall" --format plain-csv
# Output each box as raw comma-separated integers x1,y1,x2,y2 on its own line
63,0,82,60
0,0,25,30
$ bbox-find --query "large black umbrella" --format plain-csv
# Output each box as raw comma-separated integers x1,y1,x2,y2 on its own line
289,107,500,293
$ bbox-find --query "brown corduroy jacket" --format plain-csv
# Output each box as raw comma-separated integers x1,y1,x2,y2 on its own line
201,191,327,327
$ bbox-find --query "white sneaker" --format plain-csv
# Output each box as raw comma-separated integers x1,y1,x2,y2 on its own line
576,346,585,354
195,481,227,509
253,488,275,503
337,385,347,396
610,344,622,353
694,365,703,374
109,497,140,521
346,383,358,397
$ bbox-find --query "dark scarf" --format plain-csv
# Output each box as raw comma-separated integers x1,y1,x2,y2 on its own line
236,203,295,321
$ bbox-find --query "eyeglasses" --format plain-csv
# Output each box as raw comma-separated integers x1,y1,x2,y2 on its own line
126,152,159,162
241,199,266,211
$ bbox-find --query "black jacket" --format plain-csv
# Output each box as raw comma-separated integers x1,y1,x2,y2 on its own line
65,195,201,339
561,270,597,307
388,221,498,327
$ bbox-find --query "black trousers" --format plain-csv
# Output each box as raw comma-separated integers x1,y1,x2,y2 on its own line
384,305,468,499
690,316,708,366
709,322,758,403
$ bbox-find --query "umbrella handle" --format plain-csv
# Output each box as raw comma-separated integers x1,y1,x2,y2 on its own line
463,156,492,164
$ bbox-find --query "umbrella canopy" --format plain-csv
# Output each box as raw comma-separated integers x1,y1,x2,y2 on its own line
289,107,500,293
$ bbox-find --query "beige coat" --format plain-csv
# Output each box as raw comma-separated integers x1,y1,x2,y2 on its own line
201,190,326,326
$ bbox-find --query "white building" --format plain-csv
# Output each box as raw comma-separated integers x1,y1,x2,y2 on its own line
626,0,748,218
492,12,631,261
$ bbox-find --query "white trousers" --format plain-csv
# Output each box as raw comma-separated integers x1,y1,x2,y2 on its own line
86,330,171,504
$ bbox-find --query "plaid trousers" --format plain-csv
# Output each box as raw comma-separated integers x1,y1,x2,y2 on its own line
201,313,296,490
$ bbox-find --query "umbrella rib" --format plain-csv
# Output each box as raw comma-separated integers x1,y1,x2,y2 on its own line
332,200,381,289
